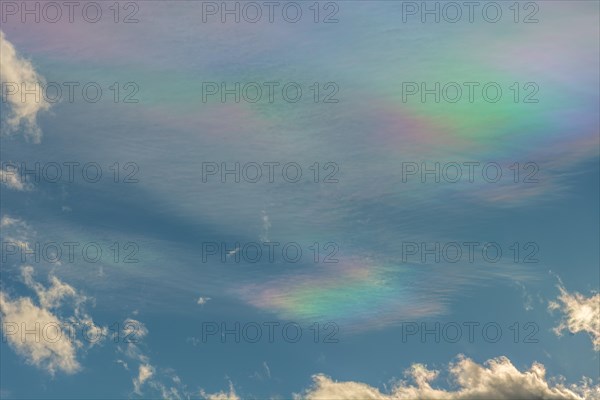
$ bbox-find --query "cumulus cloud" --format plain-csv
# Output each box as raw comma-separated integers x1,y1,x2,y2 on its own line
21,267,106,343
549,285,600,351
21,266,78,309
0,167,30,191
0,215,35,266
197,296,211,305
0,30,51,143
200,383,241,400
0,291,80,374
0,267,105,374
295,355,599,400
123,318,149,339
134,363,155,394
119,318,149,364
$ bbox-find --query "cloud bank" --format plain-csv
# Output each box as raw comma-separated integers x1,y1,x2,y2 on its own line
295,355,599,400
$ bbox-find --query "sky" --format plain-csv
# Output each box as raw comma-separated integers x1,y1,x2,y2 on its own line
0,1,599,399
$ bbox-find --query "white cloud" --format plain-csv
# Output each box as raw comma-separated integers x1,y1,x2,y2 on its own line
0,215,33,256
117,320,187,400
123,318,148,339
0,168,30,191
116,359,129,371
259,210,271,242
0,291,80,375
134,363,155,394
294,355,599,400
0,215,30,238
2,237,31,253
200,383,240,400
549,285,600,351
20,267,106,345
0,215,24,228
263,361,271,379
0,267,105,374
250,361,272,381
0,30,51,143
22,266,77,309
197,296,211,305
120,319,149,364
117,318,153,392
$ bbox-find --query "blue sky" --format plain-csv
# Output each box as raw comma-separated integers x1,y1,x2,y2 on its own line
0,1,599,399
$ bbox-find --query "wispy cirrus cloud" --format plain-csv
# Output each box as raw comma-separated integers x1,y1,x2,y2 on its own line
116,318,187,399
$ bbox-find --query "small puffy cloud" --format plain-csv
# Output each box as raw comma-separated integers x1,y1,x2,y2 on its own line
134,363,155,394
21,266,78,309
197,296,211,305
0,215,24,228
120,318,149,363
0,267,105,374
0,30,51,143
0,215,32,253
0,291,80,374
200,383,240,400
549,285,600,351
0,215,30,237
21,267,106,343
123,318,149,339
0,168,30,191
295,355,599,400
116,359,129,370
72,314,107,349
117,318,153,392
2,238,31,253
0,215,31,237
259,210,271,242
121,318,148,358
